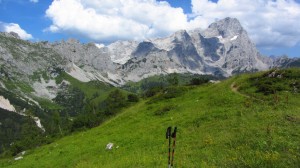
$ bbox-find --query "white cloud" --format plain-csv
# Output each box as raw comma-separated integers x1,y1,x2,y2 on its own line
30,0,39,3
189,0,300,48
45,0,300,49
0,22,33,40
45,0,188,42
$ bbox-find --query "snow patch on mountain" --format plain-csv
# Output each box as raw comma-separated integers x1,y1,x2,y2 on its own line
216,35,238,43
216,36,225,43
0,96,16,112
230,35,238,41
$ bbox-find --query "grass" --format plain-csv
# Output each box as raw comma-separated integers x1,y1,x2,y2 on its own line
55,72,113,102
37,98,63,110
0,71,299,167
122,73,215,94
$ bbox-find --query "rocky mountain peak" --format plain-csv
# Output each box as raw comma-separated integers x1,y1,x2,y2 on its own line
132,41,157,57
107,40,138,64
0,31,21,39
204,17,244,38
66,38,80,44
2,17,294,88
9,32,21,39
173,30,190,42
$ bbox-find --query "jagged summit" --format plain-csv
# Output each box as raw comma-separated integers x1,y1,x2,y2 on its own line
1,17,299,160
1,17,297,87
0,31,21,39
204,17,244,38
172,30,190,41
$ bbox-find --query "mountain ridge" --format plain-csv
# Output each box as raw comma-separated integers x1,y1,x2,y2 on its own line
0,17,300,158
0,17,299,97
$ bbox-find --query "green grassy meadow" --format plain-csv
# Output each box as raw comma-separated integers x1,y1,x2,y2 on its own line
0,70,299,167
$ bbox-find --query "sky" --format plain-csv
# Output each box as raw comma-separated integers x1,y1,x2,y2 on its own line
0,0,300,57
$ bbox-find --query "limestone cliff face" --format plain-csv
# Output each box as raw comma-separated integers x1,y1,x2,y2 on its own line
189,17,270,75
1,17,297,89
108,17,271,79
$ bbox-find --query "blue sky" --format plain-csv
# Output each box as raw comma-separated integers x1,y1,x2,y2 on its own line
0,0,300,57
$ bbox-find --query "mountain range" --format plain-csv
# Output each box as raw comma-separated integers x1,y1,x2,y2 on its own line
0,17,299,154
1,17,299,89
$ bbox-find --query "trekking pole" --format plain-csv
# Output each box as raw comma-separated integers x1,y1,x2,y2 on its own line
171,127,177,168
166,126,172,168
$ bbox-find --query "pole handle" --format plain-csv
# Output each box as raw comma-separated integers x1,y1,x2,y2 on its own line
166,126,171,139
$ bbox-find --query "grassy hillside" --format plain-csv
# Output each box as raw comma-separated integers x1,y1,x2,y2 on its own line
122,73,216,94
0,71,124,156
55,72,113,101
0,69,299,167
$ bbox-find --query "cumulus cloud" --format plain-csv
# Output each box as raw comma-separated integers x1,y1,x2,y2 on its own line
45,0,188,42
45,0,300,48
30,0,39,3
0,22,33,40
189,0,300,48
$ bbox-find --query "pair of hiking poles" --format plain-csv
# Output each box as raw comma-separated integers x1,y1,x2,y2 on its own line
166,126,177,168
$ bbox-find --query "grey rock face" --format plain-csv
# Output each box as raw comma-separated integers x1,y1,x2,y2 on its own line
0,32,65,82
271,56,300,68
1,17,295,91
166,30,204,72
107,40,138,64
190,17,271,75
0,32,20,39
203,17,243,38
116,17,271,78
133,41,158,58
50,39,122,85
51,39,114,71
